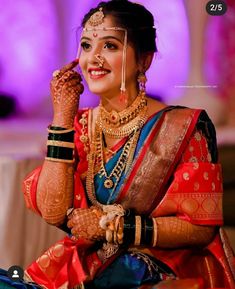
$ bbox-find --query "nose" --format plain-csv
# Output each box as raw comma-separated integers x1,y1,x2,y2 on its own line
87,47,104,67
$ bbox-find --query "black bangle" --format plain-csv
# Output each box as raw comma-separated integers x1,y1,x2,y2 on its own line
140,216,146,245
145,218,153,246
49,126,68,131
123,212,135,245
48,132,75,142
47,145,73,160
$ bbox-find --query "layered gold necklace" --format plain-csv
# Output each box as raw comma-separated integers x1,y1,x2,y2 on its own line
86,92,148,207
97,91,147,139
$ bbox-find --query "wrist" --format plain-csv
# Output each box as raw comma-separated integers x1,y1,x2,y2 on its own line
52,118,75,129
123,212,157,247
45,125,75,164
52,111,77,128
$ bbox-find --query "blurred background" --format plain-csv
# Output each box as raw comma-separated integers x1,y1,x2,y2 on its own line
0,0,235,269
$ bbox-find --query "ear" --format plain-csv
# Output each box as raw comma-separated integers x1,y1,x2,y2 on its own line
138,52,154,72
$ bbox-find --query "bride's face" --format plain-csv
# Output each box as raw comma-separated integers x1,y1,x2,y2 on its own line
79,16,139,98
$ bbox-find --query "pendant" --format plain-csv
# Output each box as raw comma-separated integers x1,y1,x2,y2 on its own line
104,178,114,189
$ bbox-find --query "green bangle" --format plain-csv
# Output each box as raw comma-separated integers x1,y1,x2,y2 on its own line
47,145,73,160
123,211,136,245
145,218,153,246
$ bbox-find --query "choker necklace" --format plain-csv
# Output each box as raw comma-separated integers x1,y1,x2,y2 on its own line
98,92,148,139
99,91,147,126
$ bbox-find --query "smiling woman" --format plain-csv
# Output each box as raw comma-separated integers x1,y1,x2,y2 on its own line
1,0,234,288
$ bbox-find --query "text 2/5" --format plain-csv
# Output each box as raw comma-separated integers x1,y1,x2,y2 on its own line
206,1,227,15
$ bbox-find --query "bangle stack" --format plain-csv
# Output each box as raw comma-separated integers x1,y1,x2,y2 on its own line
45,125,75,163
99,204,125,245
123,212,158,247
99,205,158,247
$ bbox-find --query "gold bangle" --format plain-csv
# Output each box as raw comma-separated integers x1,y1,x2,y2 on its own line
152,218,158,247
114,216,121,244
106,229,113,243
45,157,75,164
47,140,75,149
117,216,124,245
47,127,75,134
134,216,141,246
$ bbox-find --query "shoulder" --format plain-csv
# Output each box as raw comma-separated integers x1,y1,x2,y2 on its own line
146,97,204,121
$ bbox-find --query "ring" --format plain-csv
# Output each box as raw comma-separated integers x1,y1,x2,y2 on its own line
52,69,61,78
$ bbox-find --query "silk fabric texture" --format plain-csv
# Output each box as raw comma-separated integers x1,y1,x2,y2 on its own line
23,107,235,289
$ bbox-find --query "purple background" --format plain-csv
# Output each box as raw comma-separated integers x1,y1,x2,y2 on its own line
0,0,222,117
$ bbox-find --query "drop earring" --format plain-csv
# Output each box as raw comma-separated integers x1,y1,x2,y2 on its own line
137,72,147,93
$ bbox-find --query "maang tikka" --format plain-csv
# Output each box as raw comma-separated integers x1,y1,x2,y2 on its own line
88,7,105,27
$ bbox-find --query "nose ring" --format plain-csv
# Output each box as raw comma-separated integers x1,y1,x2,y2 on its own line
95,54,105,68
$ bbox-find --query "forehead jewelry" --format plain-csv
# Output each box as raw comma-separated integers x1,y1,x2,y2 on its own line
88,7,105,27
95,54,105,68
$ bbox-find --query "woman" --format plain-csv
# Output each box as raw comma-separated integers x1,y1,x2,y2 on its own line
14,0,235,288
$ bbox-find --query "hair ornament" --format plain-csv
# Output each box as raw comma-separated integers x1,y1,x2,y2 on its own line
87,7,105,27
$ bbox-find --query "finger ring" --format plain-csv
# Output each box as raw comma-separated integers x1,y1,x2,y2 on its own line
67,207,74,216
52,69,61,78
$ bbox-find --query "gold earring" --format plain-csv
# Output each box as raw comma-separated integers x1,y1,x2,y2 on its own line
137,72,147,93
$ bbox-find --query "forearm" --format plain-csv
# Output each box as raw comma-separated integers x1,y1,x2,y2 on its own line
36,115,75,225
155,216,216,248
122,214,216,249
36,161,74,226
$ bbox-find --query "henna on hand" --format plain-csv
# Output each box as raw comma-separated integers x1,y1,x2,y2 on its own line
50,59,84,127
67,207,106,241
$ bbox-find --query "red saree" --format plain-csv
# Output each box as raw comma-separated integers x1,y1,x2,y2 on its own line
23,107,235,289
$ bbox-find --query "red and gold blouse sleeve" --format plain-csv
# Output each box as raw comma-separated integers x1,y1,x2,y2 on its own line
22,166,42,215
152,129,223,226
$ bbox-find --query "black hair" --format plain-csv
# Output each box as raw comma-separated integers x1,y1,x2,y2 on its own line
81,0,157,57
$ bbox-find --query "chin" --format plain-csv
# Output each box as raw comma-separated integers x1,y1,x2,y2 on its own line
87,83,114,96
88,87,107,96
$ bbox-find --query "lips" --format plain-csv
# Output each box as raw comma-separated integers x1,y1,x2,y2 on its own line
88,68,110,79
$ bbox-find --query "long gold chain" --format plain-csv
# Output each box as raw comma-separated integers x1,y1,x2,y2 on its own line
86,127,141,207
97,126,140,190
86,97,148,207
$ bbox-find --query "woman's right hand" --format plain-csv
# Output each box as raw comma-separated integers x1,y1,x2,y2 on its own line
50,59,84,128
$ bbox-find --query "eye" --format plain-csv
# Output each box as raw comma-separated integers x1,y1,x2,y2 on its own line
104,41,118,50
81,41,91,51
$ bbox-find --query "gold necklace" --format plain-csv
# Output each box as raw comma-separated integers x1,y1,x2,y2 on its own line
98,93,148,139
99,91,147,126
98,126,140,189
86,125,144,207
97,106,147,139
86,93,148,207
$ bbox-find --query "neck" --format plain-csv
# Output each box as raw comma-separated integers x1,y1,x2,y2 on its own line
100,86,139,112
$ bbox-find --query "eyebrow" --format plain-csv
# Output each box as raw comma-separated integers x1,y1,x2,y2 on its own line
81,35,123,44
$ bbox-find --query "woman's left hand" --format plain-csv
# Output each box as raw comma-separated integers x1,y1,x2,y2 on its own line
67,207,106,241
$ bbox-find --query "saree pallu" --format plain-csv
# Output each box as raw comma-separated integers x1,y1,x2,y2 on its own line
22,107,235,289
